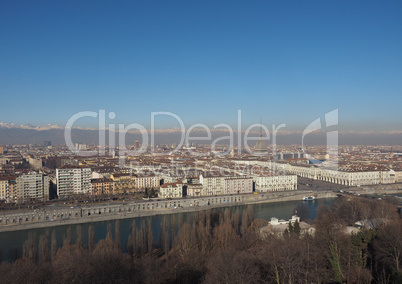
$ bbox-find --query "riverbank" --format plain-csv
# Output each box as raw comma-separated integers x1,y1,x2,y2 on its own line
3,182,401,234
0,190,337,233
348,183,402,195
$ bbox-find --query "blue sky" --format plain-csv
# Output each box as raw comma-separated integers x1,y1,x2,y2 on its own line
1,0,401,131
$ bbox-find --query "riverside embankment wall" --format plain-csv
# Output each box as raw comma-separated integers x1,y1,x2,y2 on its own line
0,190,337,232
348,183,402,195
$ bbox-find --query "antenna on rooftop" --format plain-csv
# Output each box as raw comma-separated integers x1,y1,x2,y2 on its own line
260,118,263,138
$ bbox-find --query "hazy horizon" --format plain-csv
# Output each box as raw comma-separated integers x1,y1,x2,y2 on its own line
1,126,401,146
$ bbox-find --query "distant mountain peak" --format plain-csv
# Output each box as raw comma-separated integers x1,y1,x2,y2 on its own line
0,122,63,131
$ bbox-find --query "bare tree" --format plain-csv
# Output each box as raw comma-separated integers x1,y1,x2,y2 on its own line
173,222,194,259
372,199,399,224
51,229,57,262
178,213,183,227
294,203,310,222
115,220,121,250
106,223,113,241
374,219,402,272
241,205,254,236
231,209,241,234
22,232,37,261
135,220,147,255
127,220,136,256
161,215,170,259
38,231,50,263
205,248,261,283
88,224,95,251
213,222,238,250
76,225,83,248
147,218,153,254
62,226,72,247
171,215,176,245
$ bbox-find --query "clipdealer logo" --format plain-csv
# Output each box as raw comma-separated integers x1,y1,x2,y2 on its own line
64,109,338,169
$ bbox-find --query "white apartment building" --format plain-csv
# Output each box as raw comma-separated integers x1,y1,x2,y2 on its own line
159,181,183,199
0,177,9,201
224,177,253,194
1,177,16,203
270,162,395,186
163,176,182,184
56,166,91,197
394,171,402,183
186,183,203,197
0,157,7,165
136,174,160,189
16,172,49,203
199,174,254,196
254,175,297,192
199,173,225,196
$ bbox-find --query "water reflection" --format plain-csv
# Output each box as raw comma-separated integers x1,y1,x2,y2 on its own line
0,198,335,262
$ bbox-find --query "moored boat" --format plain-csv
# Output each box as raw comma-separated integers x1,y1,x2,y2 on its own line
302,196,315,201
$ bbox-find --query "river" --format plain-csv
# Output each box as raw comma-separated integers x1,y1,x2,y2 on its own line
0,198,335,262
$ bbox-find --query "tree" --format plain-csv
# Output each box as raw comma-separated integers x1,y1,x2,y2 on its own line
374,219,402,274
328,241,344,283
22,232,37,261
38,231,50,263
171,215,177,245
88,225,95,251
286,221,294,235
127,220,136,256
51,229,57,262
294,203,310,222
293,220,301,235
147,218,153,254
205,249,261,283
115,220,121,249
284,221,301,237
173,222,196,259
372,199,399,224
161,215,170,259
135,220,147,255
76,225,83,248
241,206,253,236
213,222,238,250
62,226,72,247
314,204,351,283
194,211,212,254
106,223,113,241
260,235,308,283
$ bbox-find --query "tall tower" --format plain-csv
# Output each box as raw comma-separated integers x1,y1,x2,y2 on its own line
254,119,267,155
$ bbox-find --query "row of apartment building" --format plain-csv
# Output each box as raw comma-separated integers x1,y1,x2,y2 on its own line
0,172,49,203
56,166,160,197
271,163,396,186
233,160,398,186
159,172,298,199
0,167,297,202
90,173,160,196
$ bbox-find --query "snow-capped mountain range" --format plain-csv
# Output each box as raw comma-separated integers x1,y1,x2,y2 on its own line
0,122,63,131
0,122,97,131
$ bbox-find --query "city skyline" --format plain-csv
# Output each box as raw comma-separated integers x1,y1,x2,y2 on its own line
1,1,402,132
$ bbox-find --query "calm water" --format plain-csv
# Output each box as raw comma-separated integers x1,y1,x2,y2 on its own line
0,198,335,262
